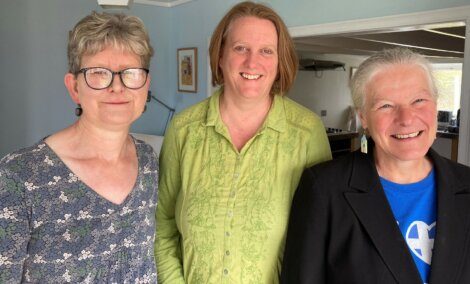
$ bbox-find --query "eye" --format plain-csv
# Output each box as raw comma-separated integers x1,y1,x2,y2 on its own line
234,45,248,53
378,103,393,110
414,98,426,104
87,68,110,78
261,48,274,55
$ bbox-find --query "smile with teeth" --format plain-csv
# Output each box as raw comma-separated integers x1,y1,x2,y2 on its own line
240,72,262,80
393,131,422,139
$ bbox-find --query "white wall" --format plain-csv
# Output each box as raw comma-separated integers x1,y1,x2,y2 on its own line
288,53,366,129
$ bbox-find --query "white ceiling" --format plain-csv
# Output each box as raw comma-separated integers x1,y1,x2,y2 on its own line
134,0,193,7
294,23,465,60
98,0,193,8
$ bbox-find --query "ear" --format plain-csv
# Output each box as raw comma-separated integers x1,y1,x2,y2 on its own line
218,56,223,70
146,73,151,87
358,109,368,130
64,73,80,104
218,47,225,70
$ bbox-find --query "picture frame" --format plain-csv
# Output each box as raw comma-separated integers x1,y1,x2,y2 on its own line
177,47,198,93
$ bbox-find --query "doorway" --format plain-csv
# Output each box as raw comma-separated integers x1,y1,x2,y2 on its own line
287,6,470,165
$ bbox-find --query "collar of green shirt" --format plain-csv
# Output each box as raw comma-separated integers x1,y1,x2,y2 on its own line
204,89,287,135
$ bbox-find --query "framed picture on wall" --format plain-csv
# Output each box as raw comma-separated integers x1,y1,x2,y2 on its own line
177,47,198,93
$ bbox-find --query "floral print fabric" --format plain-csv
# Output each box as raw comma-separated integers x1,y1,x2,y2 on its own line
0,138,158,283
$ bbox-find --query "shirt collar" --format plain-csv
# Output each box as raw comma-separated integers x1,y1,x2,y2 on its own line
264,94,287,133
205,88,222,127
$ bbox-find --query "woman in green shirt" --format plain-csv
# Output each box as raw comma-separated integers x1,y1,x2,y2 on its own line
155,2,332,283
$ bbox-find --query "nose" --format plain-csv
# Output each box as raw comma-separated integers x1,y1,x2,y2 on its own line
109,73,124,93
244,51,258,69
396,106,414,126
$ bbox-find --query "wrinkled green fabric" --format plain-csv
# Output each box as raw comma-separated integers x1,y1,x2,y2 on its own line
156,90,331,284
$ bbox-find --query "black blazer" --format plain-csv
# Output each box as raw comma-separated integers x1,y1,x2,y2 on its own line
281,149,470,284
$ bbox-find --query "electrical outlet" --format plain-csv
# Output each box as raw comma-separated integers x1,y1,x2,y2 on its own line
321,110,327,117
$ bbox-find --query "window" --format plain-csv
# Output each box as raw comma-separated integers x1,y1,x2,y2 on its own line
434,63,462,117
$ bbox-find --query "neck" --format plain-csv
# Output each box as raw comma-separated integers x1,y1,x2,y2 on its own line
374,149,433,184
58,119,132,162
218,91,274,151
219,92,273,126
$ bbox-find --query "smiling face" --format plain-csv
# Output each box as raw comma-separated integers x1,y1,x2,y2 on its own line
65,46,149,130
359,63,437,164
219,16,278,101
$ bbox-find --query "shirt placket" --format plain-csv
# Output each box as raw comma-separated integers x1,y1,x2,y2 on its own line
221,152,242,282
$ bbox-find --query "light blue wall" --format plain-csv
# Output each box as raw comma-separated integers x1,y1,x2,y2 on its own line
170,0,238,112
1,0,100,157
128,3,174,134
1,0,470,157
168,0,470,109
0,0,172,157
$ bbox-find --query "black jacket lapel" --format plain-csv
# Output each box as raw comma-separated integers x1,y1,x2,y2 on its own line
344,151,422,283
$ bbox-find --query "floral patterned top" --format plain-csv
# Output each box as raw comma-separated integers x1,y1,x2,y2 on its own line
0,138,158,283
155,90,332,284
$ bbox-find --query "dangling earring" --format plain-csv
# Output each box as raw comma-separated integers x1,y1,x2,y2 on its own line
75,104,83,117
142,91,151,113
361,128,368,154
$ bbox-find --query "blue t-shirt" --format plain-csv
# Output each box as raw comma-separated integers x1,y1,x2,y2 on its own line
381,169,436,284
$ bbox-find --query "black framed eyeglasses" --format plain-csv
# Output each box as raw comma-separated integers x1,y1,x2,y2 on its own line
77,67,149,90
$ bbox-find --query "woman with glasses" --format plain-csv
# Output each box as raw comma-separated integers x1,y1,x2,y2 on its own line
0,12,157,282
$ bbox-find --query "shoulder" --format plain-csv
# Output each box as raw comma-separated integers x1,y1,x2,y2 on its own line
280,96,324,131
438,157,470,175
0,141,53,196
170,97,210,130
293,154,356,212
134,138,159,164
307,152,355,179
0,141,50,175
431,151,470,186
300,152,364,197
134,138,157,155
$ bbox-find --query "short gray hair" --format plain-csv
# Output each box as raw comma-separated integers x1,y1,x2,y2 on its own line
350,48,438,110
68,11,154,74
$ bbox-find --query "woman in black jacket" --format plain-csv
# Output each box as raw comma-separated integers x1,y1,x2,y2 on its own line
282,48,470,284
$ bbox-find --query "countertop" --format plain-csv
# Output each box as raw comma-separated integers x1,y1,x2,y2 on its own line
437,130,459,139
327,131,359,141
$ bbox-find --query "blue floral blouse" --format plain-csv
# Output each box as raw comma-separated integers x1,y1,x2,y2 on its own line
0,138,158,283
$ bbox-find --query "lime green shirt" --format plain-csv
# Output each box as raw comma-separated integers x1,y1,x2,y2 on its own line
155,91,331,284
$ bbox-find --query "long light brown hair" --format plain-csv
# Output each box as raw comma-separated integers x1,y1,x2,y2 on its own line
209,1,298,95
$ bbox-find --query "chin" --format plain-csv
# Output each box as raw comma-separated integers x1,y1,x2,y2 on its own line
240,89,270,99
397,153,429,162
100,114,136,127
375,142,431,163
390,148,430,162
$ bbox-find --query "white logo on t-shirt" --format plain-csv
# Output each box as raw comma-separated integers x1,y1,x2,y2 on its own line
405,221,436,265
